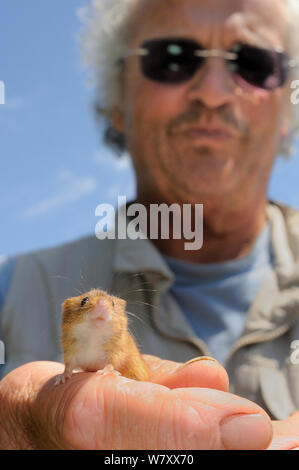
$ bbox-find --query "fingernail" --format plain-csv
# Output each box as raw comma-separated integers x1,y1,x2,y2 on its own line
183,356,219,367
176,356,218,373
220,414,273,450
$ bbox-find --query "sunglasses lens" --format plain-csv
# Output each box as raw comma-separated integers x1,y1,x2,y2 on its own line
141,39,202,84
234,44,289,90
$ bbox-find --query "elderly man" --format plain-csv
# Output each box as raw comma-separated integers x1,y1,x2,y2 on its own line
0,0,299,450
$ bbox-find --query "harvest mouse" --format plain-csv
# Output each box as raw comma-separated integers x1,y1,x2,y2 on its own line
54,289,150,385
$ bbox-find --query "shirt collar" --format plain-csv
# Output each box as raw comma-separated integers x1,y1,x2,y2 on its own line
112,202,299,291
266,202,299,286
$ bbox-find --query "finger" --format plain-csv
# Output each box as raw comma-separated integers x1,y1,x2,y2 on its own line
267,416,299,450
59,372,272,450
144,354,229,392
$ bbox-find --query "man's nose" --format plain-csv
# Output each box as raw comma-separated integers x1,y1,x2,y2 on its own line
186,58,237,109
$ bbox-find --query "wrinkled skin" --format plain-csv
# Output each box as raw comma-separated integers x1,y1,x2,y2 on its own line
0,357,275,450
1,358,298,449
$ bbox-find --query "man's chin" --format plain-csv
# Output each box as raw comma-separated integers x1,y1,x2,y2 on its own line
164,174,238,204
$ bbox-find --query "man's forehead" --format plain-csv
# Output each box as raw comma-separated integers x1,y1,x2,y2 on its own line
131,0,288,48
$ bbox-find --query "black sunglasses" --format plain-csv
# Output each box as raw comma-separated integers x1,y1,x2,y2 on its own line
119,38,298,91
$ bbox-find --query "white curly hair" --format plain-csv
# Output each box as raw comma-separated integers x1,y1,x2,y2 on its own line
79,0,299,156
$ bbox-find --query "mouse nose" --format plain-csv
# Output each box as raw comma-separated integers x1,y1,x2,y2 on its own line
91,299,112,321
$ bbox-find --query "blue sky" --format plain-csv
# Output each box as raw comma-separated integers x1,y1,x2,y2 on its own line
0,0,299,260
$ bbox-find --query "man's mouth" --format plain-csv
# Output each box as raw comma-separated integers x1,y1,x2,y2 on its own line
184,126,235,141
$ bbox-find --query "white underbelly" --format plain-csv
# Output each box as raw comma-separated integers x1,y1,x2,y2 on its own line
71,319,112,370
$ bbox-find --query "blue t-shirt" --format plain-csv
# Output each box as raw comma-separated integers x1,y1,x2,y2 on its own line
164,223,274,364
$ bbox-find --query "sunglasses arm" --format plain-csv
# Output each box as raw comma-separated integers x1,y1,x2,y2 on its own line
121,48,149,59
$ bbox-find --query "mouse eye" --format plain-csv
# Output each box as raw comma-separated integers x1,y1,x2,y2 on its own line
111,299,115,308
80,297,89,308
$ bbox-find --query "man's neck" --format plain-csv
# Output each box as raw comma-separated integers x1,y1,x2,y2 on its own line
134,197,268,264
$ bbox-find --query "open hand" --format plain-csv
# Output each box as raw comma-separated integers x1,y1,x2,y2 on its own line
0,356,273,450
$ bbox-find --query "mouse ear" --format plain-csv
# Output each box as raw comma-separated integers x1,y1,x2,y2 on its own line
117,297,127,310
61,298,72,314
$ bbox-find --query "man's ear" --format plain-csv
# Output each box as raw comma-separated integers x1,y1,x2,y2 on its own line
110,106,125,133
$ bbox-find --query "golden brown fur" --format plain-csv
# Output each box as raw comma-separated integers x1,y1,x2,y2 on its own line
60,288,150,381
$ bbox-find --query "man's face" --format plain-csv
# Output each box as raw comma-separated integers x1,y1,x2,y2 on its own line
113,0,291,206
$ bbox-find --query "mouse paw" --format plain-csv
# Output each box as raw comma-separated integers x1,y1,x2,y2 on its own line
96,364,121,377
54,371,73,386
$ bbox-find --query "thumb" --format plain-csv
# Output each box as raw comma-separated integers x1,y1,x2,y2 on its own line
62,375,272,450
49,367,271,450
144,354,229,391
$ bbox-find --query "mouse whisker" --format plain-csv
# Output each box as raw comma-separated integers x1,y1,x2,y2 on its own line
127,300,160,311
124,288,157,294
50,276,86,297
113,274,155,289
125,310,148,328
117,288,157,299
125,323,143,348
115,281,153,289
50,274,73,282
